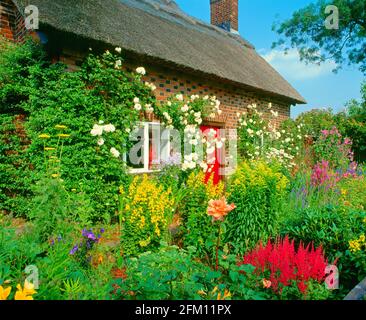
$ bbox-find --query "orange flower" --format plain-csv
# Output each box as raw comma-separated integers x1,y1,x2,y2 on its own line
207,197,236,221
262,279,272,289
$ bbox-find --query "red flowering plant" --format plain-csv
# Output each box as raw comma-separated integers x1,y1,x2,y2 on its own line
239,236,331,299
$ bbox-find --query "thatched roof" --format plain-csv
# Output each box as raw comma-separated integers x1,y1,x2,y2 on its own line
13,0,306,104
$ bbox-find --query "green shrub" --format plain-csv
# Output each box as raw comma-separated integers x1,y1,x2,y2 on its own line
181,171,224,259
0,39,156,222
281,204,366,294
225,160,289,254
112,244,268,300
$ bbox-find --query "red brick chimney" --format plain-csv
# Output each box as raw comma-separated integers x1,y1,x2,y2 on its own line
210,0,239,33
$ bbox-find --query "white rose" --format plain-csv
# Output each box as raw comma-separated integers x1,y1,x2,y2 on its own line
176,94,184,101
115,47,122,54
200,162,208,171
103,124,116,133
136,67,146,75
181,105,189,112
133,97,140,104
191,153,199,161
115,60,122,69
110,147,120,158
90,124,103,136
97,138,105,146
134,104,142,111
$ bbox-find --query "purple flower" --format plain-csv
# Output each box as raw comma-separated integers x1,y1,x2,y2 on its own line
100,228,105,234
69,244,79,255
87,233,97,240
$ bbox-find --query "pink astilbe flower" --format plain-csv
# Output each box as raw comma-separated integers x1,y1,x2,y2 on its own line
240,236,328,295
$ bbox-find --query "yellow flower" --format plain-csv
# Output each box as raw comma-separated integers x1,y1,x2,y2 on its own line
359,234,366,243
0,285,11,300
14,281,36,300
38,133,50,139
138,237,151,247
51,174,60,178
44,147,56,151
97,255,103,264
340,189,347,196
55,125,68,130
197,290,206,296
213,287,231,300
57,134,70,138
349,239,362,253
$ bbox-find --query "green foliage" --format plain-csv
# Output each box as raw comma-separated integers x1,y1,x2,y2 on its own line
338,176,366,210
113,244,268,300
225,160,289,254
296,108,338,140
181,171,224,259
29,177,74,242
113,245,211,300
346,82,366,122
0,39,156,222
281,204,366,293
273,0,366,74
313,127,353,170
0,114,31,216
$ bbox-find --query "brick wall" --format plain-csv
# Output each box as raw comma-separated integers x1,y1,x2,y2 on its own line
141,67,290,129
0,0,26,42
58,48,290,130
210,0,239,32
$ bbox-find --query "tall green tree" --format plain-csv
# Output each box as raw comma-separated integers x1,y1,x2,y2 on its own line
346,81,366,121
272,0,366,74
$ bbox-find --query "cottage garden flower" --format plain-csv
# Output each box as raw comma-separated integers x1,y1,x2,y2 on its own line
237,103,305,169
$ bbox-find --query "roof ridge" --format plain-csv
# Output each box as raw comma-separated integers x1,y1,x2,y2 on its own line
132,0,255,49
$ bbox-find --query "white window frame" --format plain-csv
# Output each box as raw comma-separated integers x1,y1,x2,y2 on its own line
125,122,171,174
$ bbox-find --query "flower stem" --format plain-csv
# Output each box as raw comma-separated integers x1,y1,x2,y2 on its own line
216,222,222,271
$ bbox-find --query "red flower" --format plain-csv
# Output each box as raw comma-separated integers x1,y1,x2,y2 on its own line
239,236,329,296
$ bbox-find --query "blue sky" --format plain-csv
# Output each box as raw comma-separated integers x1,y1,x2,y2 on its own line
175,0,364,118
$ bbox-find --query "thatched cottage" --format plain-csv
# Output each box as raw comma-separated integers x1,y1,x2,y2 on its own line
1,0,306,176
